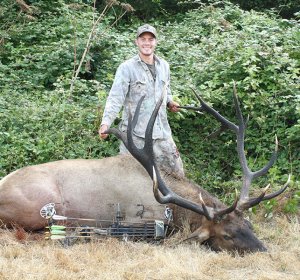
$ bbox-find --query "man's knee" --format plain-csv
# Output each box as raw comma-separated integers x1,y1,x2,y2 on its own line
154,138,185,178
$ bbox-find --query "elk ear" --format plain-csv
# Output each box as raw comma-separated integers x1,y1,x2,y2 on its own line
183,228,210,244
244,217,254,230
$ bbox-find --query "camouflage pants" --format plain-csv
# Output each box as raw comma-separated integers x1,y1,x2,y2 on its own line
119,135,185,179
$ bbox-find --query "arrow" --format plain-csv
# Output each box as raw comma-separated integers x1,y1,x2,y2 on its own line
52,214,111,222
45,235,95,240
46,229,66,235
50,214,161,224
46,225,99,231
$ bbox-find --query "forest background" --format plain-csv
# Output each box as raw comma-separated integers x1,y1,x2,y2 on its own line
0,0,299,216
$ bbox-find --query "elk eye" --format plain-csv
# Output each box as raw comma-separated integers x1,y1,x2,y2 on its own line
223,235,232,241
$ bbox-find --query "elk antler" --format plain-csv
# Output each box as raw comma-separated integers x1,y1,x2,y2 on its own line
190,83,290,211
106,94,238,221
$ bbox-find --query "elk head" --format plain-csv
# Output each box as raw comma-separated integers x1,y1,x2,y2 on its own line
106,85,290,253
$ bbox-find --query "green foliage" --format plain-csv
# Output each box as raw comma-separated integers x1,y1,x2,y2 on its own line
230,0,300,19
95,0,299,20
283,190,300,214
0,0,121,177
0,85,119,178
0,1,299,214
262,199,278,219
153,4,299,209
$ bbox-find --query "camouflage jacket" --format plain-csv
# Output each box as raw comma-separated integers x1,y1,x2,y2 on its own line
101,54,174,139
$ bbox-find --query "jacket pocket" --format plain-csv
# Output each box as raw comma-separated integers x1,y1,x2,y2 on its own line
130,80,146,96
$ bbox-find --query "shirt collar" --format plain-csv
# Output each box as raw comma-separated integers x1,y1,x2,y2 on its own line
134,54,161,65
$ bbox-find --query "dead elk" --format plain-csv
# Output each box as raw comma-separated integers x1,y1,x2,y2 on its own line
0,88,289,253
106,86,290,253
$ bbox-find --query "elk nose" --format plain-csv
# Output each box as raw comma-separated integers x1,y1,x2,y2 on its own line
258,244,267,252
247,243,267,253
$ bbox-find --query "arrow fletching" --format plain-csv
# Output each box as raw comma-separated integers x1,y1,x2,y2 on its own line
52,214,68,221
46,225,66,230
50,229,66,235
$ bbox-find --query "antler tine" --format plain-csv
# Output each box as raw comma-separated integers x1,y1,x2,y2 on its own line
190,87,238,133
198,193,213,221
233,82,245,131
131,95,146,134
232,83,251,181
252,136,278,179
239,174,291,211
213,189,240,219
105,127,128,148
127,95,156,174
143,95,164,171
262,174,291,201
198,191,240,221
237,135,278,208
105,96,146,153
152,167,214,220
152,166,170,204
238,185,270,211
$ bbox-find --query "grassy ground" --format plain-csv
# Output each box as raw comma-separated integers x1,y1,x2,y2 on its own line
0,215,299,280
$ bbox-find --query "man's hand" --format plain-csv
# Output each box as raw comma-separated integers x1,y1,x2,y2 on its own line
99,124,109,139
167,101,180,113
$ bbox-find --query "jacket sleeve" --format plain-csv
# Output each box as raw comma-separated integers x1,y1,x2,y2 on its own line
101,63,130,127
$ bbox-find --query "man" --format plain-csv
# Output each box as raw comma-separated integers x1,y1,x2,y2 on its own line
99,24,184,178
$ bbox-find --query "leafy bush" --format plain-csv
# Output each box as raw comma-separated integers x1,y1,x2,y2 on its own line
0,0,122,177
95,0,300,19
230,0,300,19
102,4,300,209
156,4,299,204
0,1,298,214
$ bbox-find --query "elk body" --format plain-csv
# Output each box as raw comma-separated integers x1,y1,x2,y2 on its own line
0,87,288,253
0,156,166,230
0,155,266,252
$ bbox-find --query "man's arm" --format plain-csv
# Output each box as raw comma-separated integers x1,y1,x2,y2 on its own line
99,64,129,139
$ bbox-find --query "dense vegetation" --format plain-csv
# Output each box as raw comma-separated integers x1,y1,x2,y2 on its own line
0,0,299,213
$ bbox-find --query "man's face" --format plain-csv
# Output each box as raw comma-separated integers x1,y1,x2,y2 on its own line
135,32,157,57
